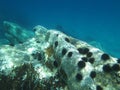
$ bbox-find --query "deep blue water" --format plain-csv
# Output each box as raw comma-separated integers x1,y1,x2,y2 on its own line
0,0,120,58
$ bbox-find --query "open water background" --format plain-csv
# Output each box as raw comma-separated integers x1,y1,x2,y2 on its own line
0,0,120,57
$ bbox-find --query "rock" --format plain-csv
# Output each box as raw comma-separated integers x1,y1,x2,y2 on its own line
3,21,34,45
0,39,9,45
0,25,119,90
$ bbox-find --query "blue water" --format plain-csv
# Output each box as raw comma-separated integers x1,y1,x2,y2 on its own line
0,0,120,58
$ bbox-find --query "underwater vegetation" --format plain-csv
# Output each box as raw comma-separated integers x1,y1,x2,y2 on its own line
0,21,120,90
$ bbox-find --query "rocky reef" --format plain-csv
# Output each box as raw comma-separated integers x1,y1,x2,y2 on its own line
0,22,120,90
3,21,34,46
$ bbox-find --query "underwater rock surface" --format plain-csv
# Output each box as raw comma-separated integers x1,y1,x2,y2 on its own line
0,23,120,90
3,21,34,46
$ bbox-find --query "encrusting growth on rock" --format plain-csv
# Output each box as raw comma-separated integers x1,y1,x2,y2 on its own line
0,22,119,90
